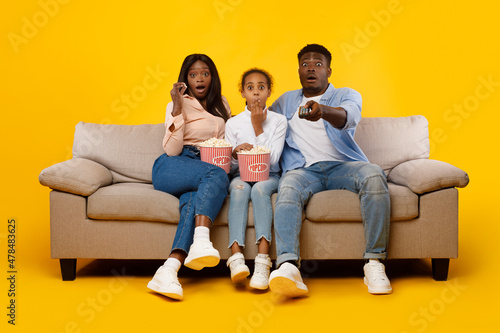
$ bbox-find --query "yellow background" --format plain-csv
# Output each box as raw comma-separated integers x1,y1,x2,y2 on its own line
2,0,499,332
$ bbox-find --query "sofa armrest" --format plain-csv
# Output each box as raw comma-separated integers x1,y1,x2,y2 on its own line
387,159,469,194
39,158,113,196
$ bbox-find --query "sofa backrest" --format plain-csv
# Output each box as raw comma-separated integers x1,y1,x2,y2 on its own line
354,115,430,174
72,122,165,183
71,115,429,183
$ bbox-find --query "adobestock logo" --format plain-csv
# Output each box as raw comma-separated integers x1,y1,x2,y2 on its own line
8,0,72,54
340,0,409,64
56,267,133,333
400,278,468,333
111,65,169,120
213,0,243,21
429,74,498,155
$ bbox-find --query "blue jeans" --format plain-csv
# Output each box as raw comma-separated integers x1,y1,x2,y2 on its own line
227,172,280,248
152,146,229,255
274,161,390,267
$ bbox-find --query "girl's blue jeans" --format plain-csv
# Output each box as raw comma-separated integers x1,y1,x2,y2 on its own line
152,146,229,255
274,161,390,267
227,172,280,249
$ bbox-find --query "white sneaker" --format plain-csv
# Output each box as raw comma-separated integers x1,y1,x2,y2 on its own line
269,262,308,297
227,252,250,283
184,238,220,270
249,255,272,290
147,266,183,300
363,259,392,294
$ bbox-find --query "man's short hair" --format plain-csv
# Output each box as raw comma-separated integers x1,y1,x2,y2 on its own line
297,44,332,67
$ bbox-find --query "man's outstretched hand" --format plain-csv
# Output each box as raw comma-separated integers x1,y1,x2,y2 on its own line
301,100,322,121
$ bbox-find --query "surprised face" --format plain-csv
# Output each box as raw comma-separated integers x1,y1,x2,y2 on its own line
186,60,212,101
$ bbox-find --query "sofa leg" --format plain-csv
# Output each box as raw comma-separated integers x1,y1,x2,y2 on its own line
432,258,449,281
59,259,77,281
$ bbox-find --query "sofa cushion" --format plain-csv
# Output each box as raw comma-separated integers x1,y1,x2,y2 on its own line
72,122,165,183
39,158,113,196
305,183,418,222
354,116,429,174
388,159,470,194
87,183,179,223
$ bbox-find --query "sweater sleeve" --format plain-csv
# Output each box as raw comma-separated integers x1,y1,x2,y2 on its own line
338,88,362,131
258,113,287,169
162,102,185,156
217,96,232,139
224,118,239,169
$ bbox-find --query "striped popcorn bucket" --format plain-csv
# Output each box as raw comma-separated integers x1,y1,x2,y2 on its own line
237,152,270,182
199,146,232,173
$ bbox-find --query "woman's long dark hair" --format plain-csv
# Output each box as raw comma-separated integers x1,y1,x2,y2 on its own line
178,54,229,122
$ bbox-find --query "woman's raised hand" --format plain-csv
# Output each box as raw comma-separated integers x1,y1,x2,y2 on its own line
170,82,187,116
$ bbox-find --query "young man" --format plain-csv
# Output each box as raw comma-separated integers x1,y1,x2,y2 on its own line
268,44,392,297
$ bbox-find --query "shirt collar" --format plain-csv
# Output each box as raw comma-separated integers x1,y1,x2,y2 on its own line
300,83,335,100
244,105,268,113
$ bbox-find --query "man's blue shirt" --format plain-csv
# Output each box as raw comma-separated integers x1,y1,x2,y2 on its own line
270,83,368,174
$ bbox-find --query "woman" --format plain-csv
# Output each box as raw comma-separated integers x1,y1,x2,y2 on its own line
147,54,231,301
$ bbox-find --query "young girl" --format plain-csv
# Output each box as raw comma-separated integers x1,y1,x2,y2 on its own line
224,68,287,290
148,54,231,300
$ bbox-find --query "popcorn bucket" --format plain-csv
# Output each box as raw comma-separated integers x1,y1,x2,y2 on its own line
237,152,270,182
200,146,232,173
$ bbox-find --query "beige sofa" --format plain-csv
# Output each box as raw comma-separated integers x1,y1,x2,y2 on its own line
39,116,469,281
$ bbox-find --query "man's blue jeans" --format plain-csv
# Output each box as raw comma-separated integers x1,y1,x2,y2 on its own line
152,146,229,255
227,172,280,248
274,161,390,267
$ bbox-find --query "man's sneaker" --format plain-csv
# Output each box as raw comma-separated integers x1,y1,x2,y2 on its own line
184,238,220,270
227,252,250,283
363,259,392,294
269,262,308,297
147,265,183,300
249,255,272,290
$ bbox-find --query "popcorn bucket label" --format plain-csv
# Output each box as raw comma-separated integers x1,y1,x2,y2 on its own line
238,153,270,182
213,155,230,167
200,146,232,173
248,162,268,173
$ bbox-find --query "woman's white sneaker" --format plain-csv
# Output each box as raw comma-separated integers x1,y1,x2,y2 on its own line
249,255,272,290
227,252,250,283
184,238,220,270
147,265,183,300
363,259,392,294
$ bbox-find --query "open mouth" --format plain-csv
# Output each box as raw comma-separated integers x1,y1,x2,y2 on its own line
195,85,206,94
306,74,317,82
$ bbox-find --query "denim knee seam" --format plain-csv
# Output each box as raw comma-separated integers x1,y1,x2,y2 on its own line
358,174,389,195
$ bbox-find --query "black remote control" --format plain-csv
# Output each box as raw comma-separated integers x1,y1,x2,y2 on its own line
298,107,312,118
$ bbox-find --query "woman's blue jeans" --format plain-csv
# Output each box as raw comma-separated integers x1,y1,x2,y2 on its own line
227,172,280,249
274,161,390,267
152,146,229,255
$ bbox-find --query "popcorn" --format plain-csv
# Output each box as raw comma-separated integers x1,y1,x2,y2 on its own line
237,145,271,154
199,137,232,147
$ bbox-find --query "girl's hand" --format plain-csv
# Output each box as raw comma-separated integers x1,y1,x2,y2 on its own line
232,143,254,159
170,82,187,116
249,98,266,136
